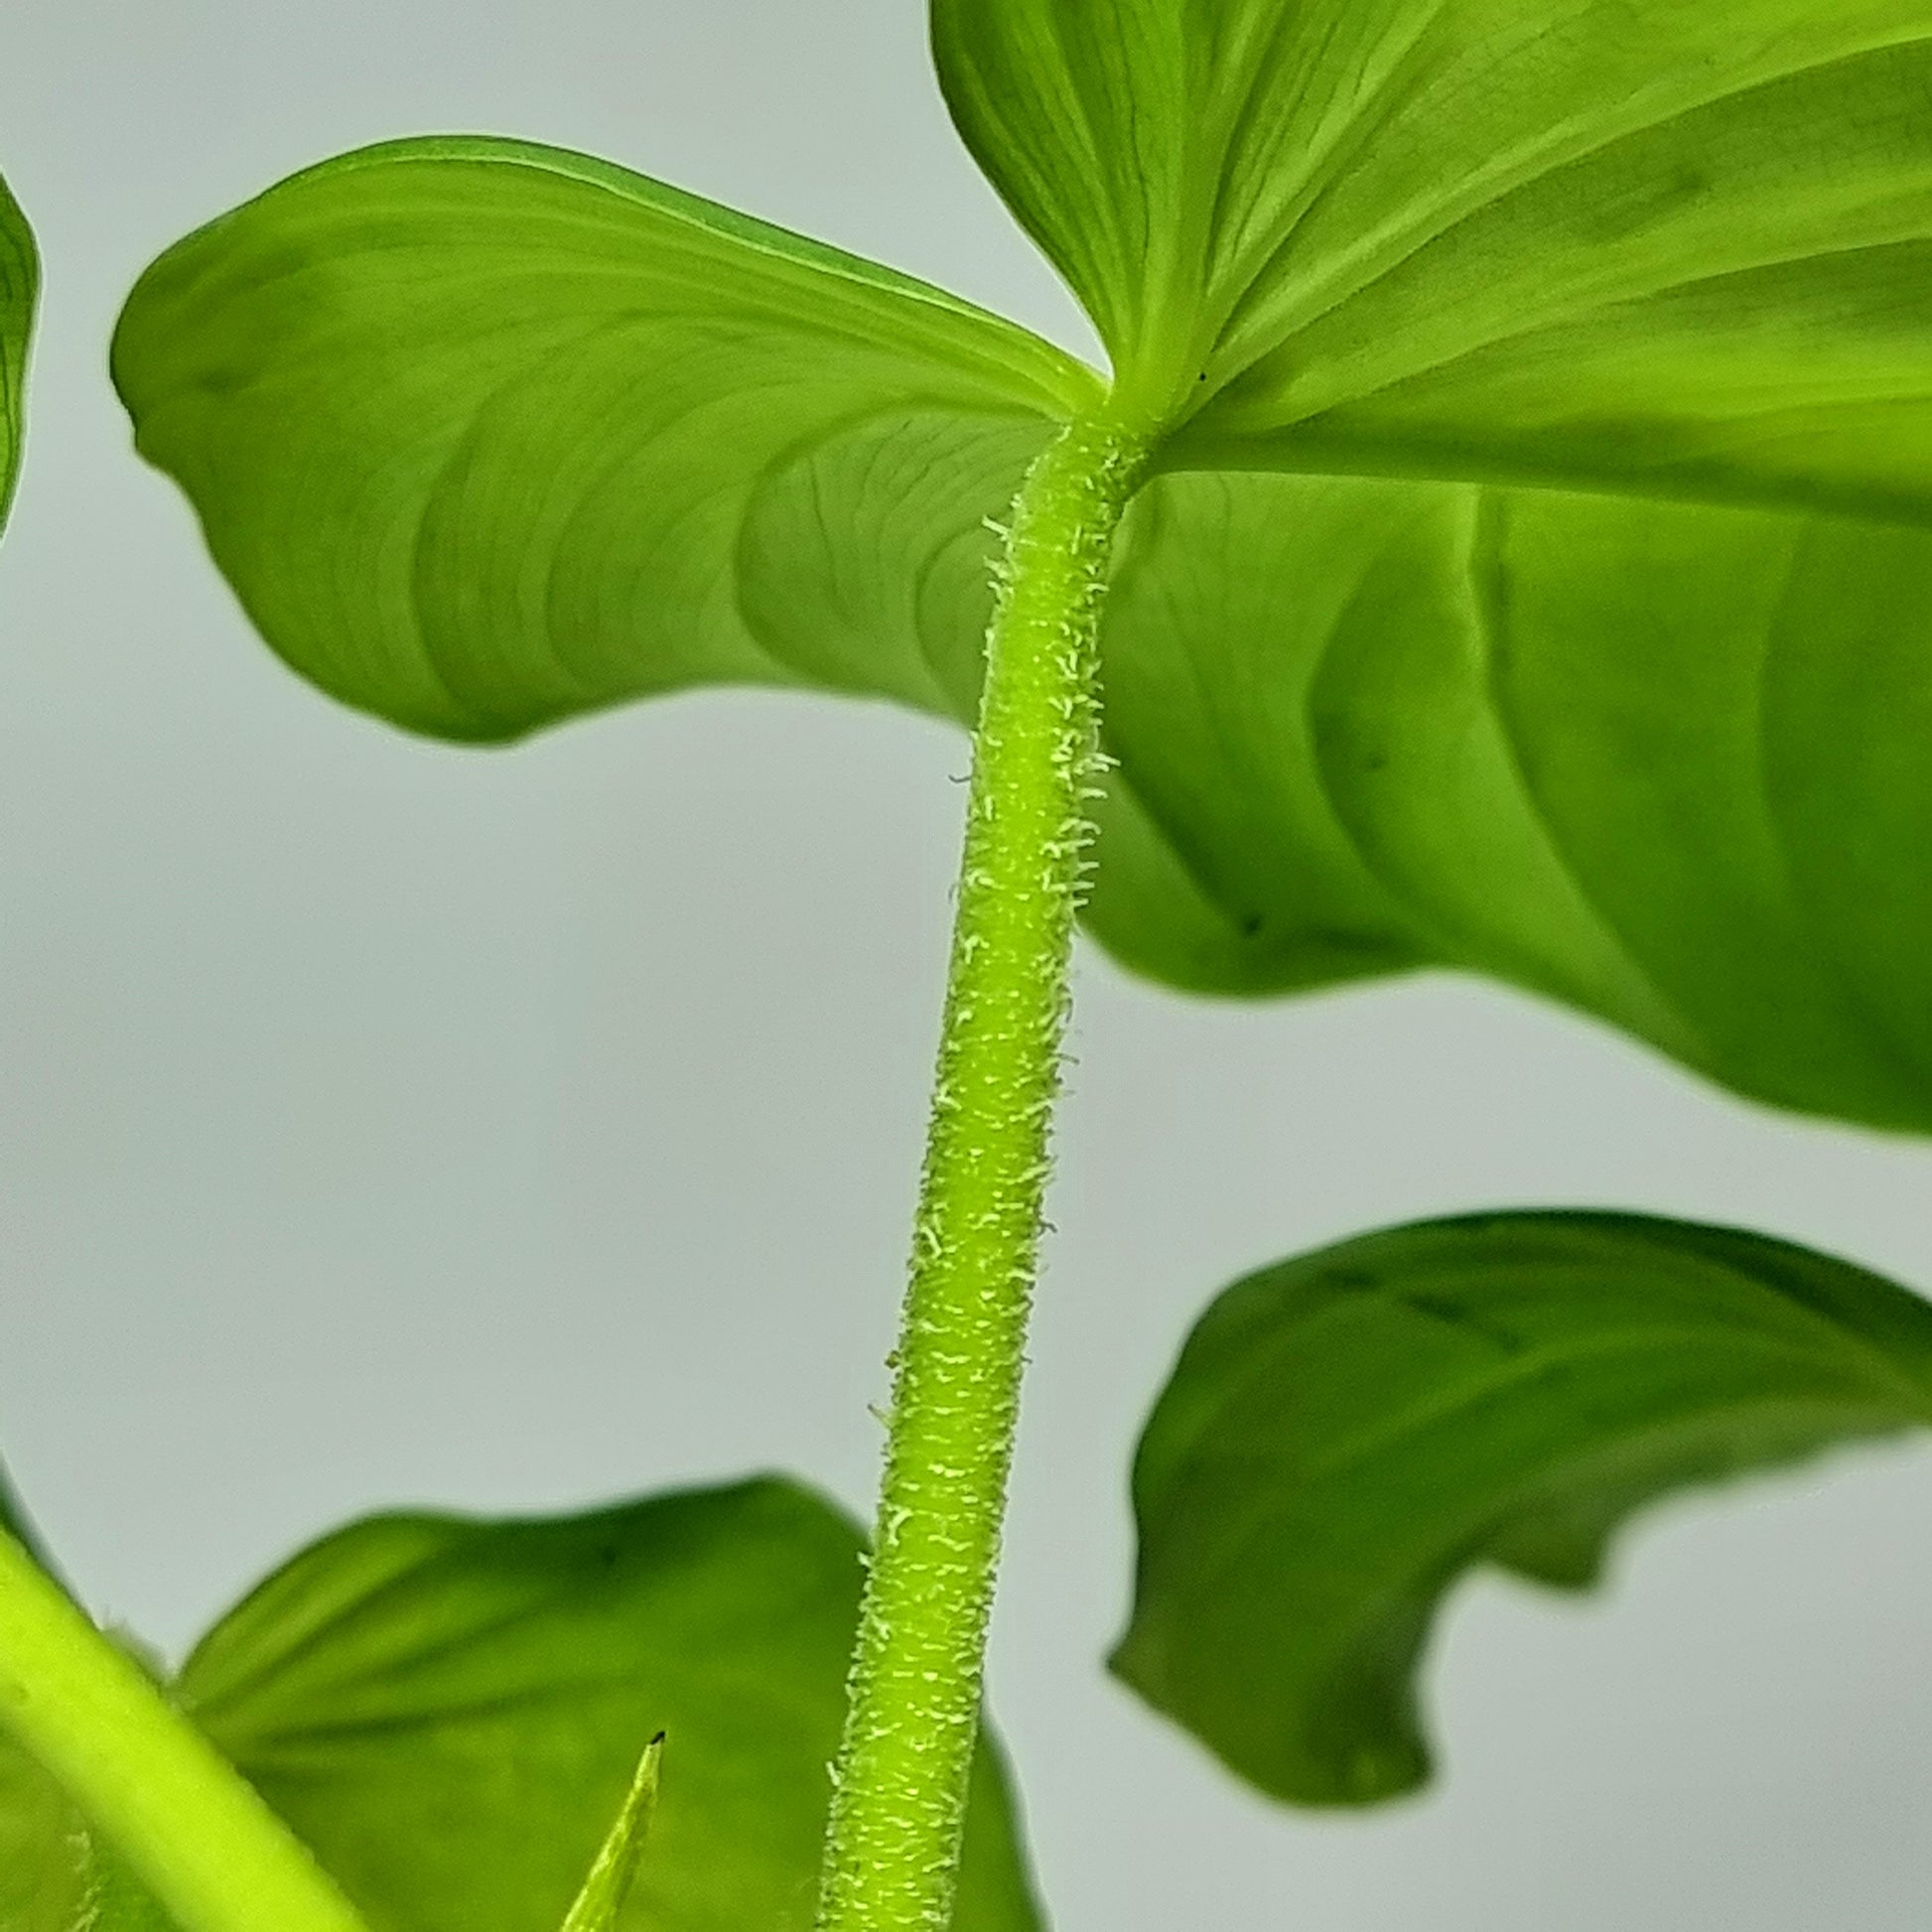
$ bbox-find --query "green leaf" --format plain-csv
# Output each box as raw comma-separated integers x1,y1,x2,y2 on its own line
1084,471,1932,1131
178,1477,1042,1932
558,1737,661,1932
935,0,1932,520
114,96,1932,1134
111,137,1096,742
0,166,37,544
1112,1211,1932,1807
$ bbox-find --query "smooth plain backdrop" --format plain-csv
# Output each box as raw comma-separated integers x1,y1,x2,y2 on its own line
3,5,1932,1928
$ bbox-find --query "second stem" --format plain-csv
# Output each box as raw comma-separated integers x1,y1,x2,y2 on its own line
815,413,1148,1932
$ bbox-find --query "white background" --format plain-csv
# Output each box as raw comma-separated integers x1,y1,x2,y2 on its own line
3,4,1931,1926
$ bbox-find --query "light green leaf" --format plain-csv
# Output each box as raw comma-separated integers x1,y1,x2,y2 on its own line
178,1477,1042,1932
1112,1211,1932,1807
935,0,1932,519
1,167,37,544
1085,471,1932,1131
82,1843,185,1932
114,81,1932,1134
558,1737,662,1932
111,137,1095,743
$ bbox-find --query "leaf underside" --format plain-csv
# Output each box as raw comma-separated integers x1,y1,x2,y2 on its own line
936,0,1932,520
113,138,1094,745
1112,1212,1932,1806
111,6,1932,1134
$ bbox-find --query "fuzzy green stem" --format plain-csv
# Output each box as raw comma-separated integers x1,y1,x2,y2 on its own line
0,1525,369,1932
815,414,1147,1932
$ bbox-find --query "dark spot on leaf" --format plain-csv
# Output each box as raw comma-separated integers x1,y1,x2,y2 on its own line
1400,1289,1526,1351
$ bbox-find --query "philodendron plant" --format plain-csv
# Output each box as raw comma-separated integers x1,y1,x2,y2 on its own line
7,0,1932,1927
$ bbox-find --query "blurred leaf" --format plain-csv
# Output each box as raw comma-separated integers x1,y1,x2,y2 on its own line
179,1477,1041,1932
935,0,1932,519
1113,1211,1932,1805
111,137,1095,742
0,167,31,545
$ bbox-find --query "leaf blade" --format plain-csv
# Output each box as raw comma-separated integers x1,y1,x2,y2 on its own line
1113,1211,1932,1806
935,0,1932,518
114,118,1932,1135
557,1736,662,1932
1088,470,1932,1132
179,1477,1042,1932
112,137,1096,743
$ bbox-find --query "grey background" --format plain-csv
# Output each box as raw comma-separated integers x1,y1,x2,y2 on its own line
3,3,1931,1926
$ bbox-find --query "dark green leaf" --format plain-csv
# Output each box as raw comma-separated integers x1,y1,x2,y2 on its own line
1113,1211,1932,1806
935,0,1932,520
179,1477,1041,1932
111,137,1095,742
0,167,37,544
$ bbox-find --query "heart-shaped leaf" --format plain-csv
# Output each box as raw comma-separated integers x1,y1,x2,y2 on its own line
936,0,1932,518
1,166,36,543
112,137,1095,743
174,1477,1040,1932
1112,1211,1932,1807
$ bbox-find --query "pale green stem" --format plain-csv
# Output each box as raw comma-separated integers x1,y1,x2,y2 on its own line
814,414,1148,1932
0,1525,369,1932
